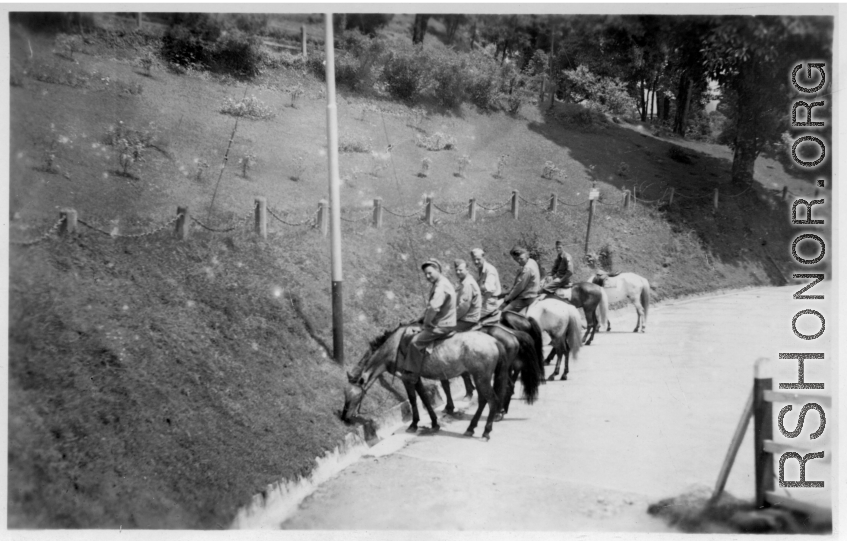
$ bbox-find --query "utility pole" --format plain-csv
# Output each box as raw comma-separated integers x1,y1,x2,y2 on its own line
324,14,344,364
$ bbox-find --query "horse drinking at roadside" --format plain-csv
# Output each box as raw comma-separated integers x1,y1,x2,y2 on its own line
342,324,510,440
591,271,651,333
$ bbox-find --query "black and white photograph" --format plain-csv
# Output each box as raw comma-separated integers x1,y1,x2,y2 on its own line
3,3,840,535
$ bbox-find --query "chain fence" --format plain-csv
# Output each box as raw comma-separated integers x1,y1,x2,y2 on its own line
267,206,317,226
11,179,790,248
9,217,65,246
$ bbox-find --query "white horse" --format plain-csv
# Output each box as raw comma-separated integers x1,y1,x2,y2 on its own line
524,298,583,380
591,271,651,332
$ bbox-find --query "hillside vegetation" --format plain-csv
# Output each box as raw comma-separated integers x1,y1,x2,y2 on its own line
7,14,824,528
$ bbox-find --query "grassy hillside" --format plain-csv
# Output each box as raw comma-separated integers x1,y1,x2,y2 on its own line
7,18,824,528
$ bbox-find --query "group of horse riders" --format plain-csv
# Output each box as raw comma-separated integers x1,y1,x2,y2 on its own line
402,241,575,375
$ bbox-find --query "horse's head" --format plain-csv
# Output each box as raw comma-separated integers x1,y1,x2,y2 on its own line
592,271,608,286
341,324,413,422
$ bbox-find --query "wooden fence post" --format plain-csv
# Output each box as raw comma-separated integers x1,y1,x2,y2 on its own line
668,187,675,206
782,186,789,201
713,188,720,214
511,190,519,219
584,198,596,254
425,196,434,225
372,197,383,228
468,198,477,222
549,193,558,213
301,25,307,58
753,357,774,509
254,197,267,239
59,208,77,236
175,206,190,240
316,200,328,236
633,185,637,205
709,388,754,506
623,190,631,209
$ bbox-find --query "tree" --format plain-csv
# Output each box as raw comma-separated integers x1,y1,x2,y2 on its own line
411,15,431,44
702,16,832,185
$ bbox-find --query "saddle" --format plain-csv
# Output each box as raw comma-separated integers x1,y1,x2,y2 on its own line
396,328,456,374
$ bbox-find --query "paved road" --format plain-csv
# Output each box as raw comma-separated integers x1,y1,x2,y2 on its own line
281,285,833,531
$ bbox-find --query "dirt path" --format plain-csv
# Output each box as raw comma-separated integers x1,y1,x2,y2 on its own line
279,285,833,531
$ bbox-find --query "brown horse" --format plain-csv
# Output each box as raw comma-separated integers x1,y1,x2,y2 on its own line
342,324,510,440
439,321,544,419
561,282,609,345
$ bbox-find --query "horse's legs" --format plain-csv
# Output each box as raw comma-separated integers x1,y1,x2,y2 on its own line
632,297,645,333
440,380,455,414
551,342,563,377
415,379,440,431
500,367,518,416
464,373,492,437
562,342,570,381
461,372,475,400
583,301,599,345
543,348,556,365
479,374,500,441
402,379,420,432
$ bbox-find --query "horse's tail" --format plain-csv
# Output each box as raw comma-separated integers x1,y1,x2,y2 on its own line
565,305,583,360
493,340,509,410
641,279,651,321
513,330,541,405
527,316,545,378
597,287,609,331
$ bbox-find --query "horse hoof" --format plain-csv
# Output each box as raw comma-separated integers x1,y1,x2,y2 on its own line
444,406,454,414
406,426,418,433
463,430,474,437
482,434,491,442
494,413,504,422
561,375,568,381
431,424,440,432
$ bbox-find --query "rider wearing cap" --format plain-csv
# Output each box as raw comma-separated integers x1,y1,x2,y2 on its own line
470,248,501,323
541,240,574,295
453,259,482,332
405,259,457,374
502,246,540,315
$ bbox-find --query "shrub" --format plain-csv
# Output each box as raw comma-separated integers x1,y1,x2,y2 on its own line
290,155,306,181
382,49,428,101
161,22,263,79
465,51,503,110
668,146,693,165
418,157,432,177
550,103,608,129
542,161,564,180
616,161,630,177
429,51,467,108
560,65,637,117
456,154,471,178
161,24,211,68
211,30,264,78
194,159,210,182
415,132,456,151
493,154,509,179
116,138,145,177
289,83,304,108
105,121,157,149
54,33,83,60
114,79,144,96
239,151,256,178
220,96,275,120
338,134,372,153
27,60,92,88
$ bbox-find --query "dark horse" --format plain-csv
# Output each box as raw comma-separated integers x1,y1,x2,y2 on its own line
439,318,545,418
343,324,518,440
544,282,609,347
